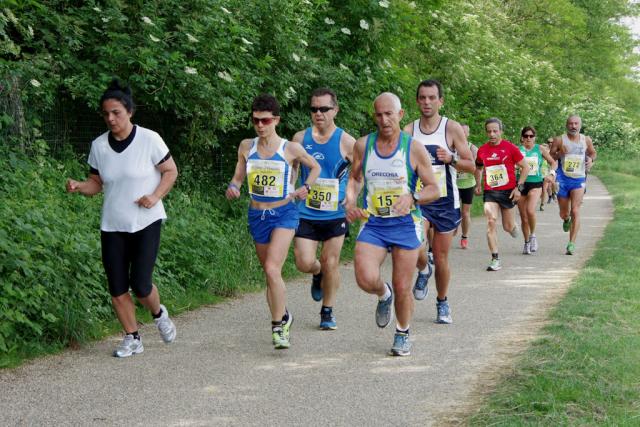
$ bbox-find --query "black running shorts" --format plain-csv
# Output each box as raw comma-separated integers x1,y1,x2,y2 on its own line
458,186,475,205
483,189,516,210
521,181,543,196
101,219,162,298
295,218,349,242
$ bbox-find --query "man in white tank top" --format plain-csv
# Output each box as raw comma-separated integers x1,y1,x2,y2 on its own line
550,115,597,255
403,79,475,325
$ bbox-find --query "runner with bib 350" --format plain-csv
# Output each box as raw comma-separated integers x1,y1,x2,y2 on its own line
292,88,356,331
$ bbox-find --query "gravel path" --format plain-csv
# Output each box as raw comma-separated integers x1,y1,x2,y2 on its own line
0,177,612,426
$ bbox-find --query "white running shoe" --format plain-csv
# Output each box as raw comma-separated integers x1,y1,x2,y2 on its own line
530,235,538,252
114,334,144,358
154,304,176,343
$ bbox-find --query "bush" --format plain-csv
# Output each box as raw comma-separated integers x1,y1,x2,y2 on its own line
0,148,281,365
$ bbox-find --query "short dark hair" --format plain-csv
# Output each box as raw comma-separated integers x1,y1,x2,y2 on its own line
252,93,280,116
416,79,444,99
310,87,338,106
485,117,503,131
521,126,536,137
99,79,135,113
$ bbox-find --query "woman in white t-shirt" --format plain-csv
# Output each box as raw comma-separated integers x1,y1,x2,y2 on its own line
67,80,178,358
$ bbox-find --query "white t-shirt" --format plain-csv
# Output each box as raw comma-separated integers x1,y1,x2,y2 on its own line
88,126,169,232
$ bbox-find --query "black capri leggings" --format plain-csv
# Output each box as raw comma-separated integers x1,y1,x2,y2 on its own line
101,219,162,298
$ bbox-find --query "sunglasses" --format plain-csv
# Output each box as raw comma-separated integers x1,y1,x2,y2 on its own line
523,134,535,138
309,106,334,113
252,116,277,125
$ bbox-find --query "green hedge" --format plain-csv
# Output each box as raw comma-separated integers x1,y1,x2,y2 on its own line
0,149,281,365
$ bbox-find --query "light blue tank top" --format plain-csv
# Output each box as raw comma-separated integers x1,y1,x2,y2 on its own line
246,138,293,203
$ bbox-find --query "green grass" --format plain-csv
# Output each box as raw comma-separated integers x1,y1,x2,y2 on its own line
469,152,640,425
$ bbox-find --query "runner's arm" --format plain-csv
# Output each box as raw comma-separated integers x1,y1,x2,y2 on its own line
411,140,440,205
474,156,484,195
66,173,103,196
340,131,357,164
447,120,475,174
289,142,321,200
225,139,250,199
585,136,596,170
540,145,558,172
549,136,564,160
345,137,366,222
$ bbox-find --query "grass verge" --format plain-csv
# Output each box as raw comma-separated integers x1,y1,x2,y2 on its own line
468,152,640,424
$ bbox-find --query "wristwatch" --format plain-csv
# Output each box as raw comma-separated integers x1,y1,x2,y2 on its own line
412,192,421,203
450,153,459,166
303,183,311,191
517,183,525,193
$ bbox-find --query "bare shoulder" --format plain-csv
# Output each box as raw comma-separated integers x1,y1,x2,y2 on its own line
402,121,414,134
238,138,254,153
291,129,306,144
340,129,357,145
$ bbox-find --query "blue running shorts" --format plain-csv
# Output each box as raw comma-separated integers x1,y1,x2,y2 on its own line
420,205,461,233
557,178,585,199
248,202,299,244
356,214,423,250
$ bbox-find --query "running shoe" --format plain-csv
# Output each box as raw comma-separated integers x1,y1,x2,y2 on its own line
530,235,538,252
522,241,531,255
376,282,393,328
563,217,572,232
566,242,575,255
487,258,502,271
311,272,323,302
390,331,411,356
113,334,144,358
154,304,176,343
509,224,519,238
539,204,545,211
282,311,294,340
319,311,337,330
460,238,469,249
272,327,290,349
412,265,432,301
436,300,453,324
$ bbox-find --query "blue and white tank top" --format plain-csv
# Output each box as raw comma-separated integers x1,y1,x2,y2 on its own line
298,127,349,220
362,131,419,221
412,117,460,209
246,138,294,202
558,134,587,181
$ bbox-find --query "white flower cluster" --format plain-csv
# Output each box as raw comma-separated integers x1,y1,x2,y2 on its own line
184,66,198,75
217,71,233,82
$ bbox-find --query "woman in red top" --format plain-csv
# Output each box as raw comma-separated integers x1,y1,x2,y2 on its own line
474,118,529,271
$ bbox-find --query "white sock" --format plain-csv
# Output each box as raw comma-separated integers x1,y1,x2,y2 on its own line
378,283,391,301
396,325,409,333
420,266,430,274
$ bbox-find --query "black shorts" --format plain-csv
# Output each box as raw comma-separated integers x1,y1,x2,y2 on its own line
101,219,162,298
483,189,516,210
295,218,348,242
458,186,475,205
521,181,543,196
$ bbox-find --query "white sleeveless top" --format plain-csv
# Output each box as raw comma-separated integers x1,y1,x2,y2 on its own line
560,134,587,179
412,117,459,209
